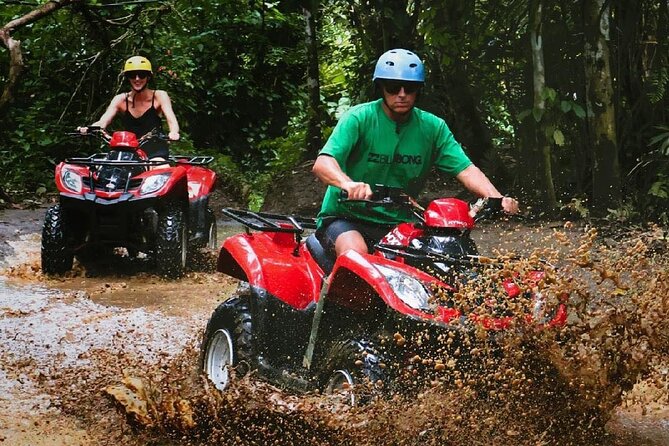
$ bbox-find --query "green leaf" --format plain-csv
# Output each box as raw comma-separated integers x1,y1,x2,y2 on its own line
542,87,557,102
517,109,532,121
532,108,544,122
560,101,572,113
649,180,669,198
553,129,565,146
572,103,586,118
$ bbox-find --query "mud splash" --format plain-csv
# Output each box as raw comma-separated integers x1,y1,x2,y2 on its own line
92,222,669,446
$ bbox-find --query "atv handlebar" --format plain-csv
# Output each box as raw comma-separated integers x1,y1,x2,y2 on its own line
338,185,507,223
71,126,169,146
70,126,111,141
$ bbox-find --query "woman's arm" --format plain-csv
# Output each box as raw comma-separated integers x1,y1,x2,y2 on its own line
90,94,124,128
156,90,180,140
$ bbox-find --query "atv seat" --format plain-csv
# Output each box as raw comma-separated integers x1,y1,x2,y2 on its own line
306,233,335,275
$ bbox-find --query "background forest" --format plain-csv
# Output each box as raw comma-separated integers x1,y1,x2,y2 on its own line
1,0,668,221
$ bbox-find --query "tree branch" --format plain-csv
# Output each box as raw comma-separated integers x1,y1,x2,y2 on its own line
0,0,82,113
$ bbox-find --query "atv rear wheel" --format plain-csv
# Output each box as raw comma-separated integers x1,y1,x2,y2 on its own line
200,292,253,391
156,205,187,278
41,205,74,275
320,338,387,406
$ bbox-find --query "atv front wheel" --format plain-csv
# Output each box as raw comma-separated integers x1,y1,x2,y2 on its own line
320,338,387,406
200,293,253,391
156,206,187,278
41,205,74,275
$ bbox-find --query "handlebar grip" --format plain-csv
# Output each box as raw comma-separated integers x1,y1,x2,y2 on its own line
488,197,503,211
339,190,349,200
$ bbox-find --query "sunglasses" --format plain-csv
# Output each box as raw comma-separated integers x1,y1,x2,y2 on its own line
125,71,150,80
382,81,421,95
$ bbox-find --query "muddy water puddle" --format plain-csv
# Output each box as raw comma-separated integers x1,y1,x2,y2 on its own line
0,228,237,445
0,217,668,445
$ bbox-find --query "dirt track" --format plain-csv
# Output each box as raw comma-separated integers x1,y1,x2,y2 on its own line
1,205,668,445
0,205,239,445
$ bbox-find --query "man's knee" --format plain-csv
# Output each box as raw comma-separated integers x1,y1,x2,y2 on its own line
334,230,368,256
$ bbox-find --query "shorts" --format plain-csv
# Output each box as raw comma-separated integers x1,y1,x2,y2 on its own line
316,218,393,256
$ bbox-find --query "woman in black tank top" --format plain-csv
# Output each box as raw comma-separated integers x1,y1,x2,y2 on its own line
84,56,180,161
120,91,169,159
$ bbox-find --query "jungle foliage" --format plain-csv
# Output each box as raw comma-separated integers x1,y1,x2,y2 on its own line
1,0,668,221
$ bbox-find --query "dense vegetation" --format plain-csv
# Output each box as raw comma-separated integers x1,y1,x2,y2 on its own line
1,0,668,221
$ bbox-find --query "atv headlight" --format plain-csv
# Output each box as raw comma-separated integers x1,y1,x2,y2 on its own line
532,292,559,324
61,169,82,193
375,264,431,311
140,173,170,195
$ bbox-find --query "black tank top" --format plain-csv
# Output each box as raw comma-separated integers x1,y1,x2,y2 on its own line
120,92,168,158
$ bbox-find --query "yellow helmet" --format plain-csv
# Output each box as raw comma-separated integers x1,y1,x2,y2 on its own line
123,56,152,74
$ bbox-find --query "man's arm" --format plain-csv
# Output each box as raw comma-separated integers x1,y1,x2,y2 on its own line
455,164,519,214
312,154,372,199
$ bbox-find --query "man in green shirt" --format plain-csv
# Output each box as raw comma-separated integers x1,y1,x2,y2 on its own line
312,48,519,258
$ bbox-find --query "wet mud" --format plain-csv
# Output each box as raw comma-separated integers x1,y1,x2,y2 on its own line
1,208,668,445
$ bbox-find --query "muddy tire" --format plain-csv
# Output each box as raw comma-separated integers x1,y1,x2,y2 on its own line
320,338,387,406
186,207,217,271
41,205,73,275
200,292,253,391
156,205,187,278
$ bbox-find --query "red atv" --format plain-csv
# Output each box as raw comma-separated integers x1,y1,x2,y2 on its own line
201,186,567,402
41,127,217,278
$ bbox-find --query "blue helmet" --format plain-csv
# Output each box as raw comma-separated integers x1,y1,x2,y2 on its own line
372,48,425,83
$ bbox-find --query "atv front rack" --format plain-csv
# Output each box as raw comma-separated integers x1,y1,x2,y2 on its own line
375,243,552,270
170,155,214,165
65,154,214,167
65,153,166,167
375,243,504,267
222,208,317,234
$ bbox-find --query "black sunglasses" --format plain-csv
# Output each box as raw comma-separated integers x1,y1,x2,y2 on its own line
382,80,421,95
125,71,150,80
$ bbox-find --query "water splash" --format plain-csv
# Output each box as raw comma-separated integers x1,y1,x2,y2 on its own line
88,222,668,445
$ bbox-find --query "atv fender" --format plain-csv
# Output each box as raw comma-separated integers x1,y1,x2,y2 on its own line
217,235,266,288
326,250,442,319
217,234,322,310
186,166,217,201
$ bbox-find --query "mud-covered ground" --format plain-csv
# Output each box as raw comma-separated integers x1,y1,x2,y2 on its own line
1,203,668,445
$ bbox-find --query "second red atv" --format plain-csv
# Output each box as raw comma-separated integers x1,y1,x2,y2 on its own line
201,186,567,403
41,128,217,278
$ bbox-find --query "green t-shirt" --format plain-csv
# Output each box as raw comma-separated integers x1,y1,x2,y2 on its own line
317,99,472,226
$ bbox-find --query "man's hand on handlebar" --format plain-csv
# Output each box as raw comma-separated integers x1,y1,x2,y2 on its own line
469,196,520,220
341,181,373,200
501,196,519,214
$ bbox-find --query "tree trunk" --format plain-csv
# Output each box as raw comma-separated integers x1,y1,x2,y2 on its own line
529,0,557,209
0,0,81,114
584,0,621,214
303,0,322,159
379,0,414,48
424,0,495,169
